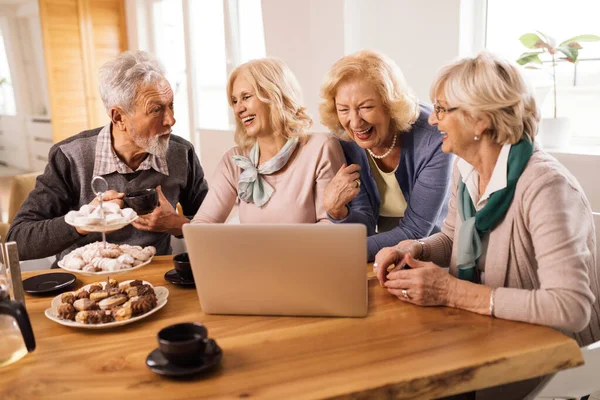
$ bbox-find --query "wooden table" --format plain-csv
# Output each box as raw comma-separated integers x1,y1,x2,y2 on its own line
0,256,583,399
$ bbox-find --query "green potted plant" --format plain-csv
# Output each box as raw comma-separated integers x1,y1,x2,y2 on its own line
517,31,600,148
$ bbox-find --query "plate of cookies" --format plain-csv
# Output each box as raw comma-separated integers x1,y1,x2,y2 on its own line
57,242,156,276
65,203,138,233
44,279,169,329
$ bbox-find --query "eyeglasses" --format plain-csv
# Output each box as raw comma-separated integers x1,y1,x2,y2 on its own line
433,103,458,121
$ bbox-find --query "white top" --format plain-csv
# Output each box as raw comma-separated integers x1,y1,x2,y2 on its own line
456,143,512,211
456,143,511,282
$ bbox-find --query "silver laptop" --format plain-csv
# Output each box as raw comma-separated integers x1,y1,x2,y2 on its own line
182,224,368,317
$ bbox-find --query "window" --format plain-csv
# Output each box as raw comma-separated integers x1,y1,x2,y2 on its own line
188,0,229,130
188,0,266,130
152,0,190,141
486,0,600,143
0,26,16,116
142,0,266,138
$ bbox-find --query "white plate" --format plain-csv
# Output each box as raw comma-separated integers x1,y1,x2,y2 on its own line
65,213,138,233
57,256,153,276
44,280,169,329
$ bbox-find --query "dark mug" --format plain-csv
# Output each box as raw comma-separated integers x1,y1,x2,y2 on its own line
123,188,158,215
158,322,208,366
173,253,193,281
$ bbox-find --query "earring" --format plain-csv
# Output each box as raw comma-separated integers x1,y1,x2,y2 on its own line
474,135,480,141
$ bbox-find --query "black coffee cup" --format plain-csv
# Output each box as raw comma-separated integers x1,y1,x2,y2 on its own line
124,188,158,215
173,253,193,281
158,323,208,366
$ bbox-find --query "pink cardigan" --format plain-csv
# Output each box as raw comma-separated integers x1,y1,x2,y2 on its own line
192,133,345,224
427,145,599,346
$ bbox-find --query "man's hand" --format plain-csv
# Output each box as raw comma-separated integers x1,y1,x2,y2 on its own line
130,185,188,236
75,190,125,235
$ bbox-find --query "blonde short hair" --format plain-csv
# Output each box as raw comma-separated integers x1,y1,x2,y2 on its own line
227,58,311,151
429,51,540,144
319,50,419,140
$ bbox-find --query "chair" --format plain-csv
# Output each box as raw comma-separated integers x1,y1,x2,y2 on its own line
533,212,600,400
0,172,41,242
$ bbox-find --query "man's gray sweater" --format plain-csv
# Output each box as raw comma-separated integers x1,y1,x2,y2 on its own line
7,127,208,264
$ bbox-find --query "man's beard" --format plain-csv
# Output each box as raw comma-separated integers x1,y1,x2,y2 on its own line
131,127,171,157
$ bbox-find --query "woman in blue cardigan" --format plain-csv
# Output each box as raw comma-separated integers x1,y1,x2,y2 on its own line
320,50,453,261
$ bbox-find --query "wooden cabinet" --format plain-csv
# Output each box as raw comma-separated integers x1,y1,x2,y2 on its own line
39,0,127,144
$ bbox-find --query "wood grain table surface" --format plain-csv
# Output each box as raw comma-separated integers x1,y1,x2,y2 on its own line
0,256,583,399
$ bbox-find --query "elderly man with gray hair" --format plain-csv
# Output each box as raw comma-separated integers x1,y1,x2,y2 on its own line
7,50,208,264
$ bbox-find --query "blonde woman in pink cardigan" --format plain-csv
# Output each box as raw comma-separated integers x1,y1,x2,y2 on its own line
192,58,344,224
373,52,599,398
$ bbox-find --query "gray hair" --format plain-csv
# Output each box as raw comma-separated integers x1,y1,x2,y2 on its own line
98,50,167,115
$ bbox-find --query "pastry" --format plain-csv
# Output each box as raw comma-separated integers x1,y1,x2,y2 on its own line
126,284,154,298
90,290,109,302
73,298,97,311
88,284,103,294
61,293,75,305
98,294,128,310
106,278,119,289
131,295,157,316
58,303,76,320
113,306,133,321
82,265,97,273
75,310,114,324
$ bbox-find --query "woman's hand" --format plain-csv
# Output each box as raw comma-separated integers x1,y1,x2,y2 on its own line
323,163,361,220
384,254,454,307
373,240,422,286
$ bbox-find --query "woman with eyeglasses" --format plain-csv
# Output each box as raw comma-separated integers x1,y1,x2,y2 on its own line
374,52,599,399
320,50,454,261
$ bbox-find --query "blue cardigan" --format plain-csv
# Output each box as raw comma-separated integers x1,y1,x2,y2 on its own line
332,103,453,261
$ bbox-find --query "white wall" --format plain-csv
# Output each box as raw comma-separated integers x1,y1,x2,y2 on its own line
261,0,461,133
344,0,461,102
262,0,346,133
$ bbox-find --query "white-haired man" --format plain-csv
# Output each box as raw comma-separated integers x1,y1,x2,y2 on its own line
8,51,208,263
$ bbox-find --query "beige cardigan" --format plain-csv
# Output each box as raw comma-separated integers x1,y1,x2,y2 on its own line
426,145,599,346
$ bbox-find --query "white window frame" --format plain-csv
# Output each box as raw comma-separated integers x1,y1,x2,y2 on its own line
466,0,600,153
128,0,253,152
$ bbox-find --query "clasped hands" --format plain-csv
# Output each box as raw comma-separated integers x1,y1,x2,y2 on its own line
373,240,456,307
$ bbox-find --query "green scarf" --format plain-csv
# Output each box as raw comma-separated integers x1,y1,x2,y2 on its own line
456,138,534,282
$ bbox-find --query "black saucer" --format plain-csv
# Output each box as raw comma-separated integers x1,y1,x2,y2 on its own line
164,269,195,287
146,338,222,377
23,272,76,294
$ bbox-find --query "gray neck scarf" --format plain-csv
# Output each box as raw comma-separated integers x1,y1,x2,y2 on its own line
232,136,299,208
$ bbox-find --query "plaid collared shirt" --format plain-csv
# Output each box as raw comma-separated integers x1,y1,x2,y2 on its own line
92,124,169,177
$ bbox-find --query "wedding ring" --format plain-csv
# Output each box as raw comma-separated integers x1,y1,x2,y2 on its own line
355,179,361,188
401,289,410,299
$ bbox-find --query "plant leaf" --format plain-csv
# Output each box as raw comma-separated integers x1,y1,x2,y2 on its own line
519,33,545,49
536,31,556,48
516,52,543,65
557,45,579,62
560,34,600,46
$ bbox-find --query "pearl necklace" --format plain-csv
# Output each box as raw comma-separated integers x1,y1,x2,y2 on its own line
367,133,397,159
